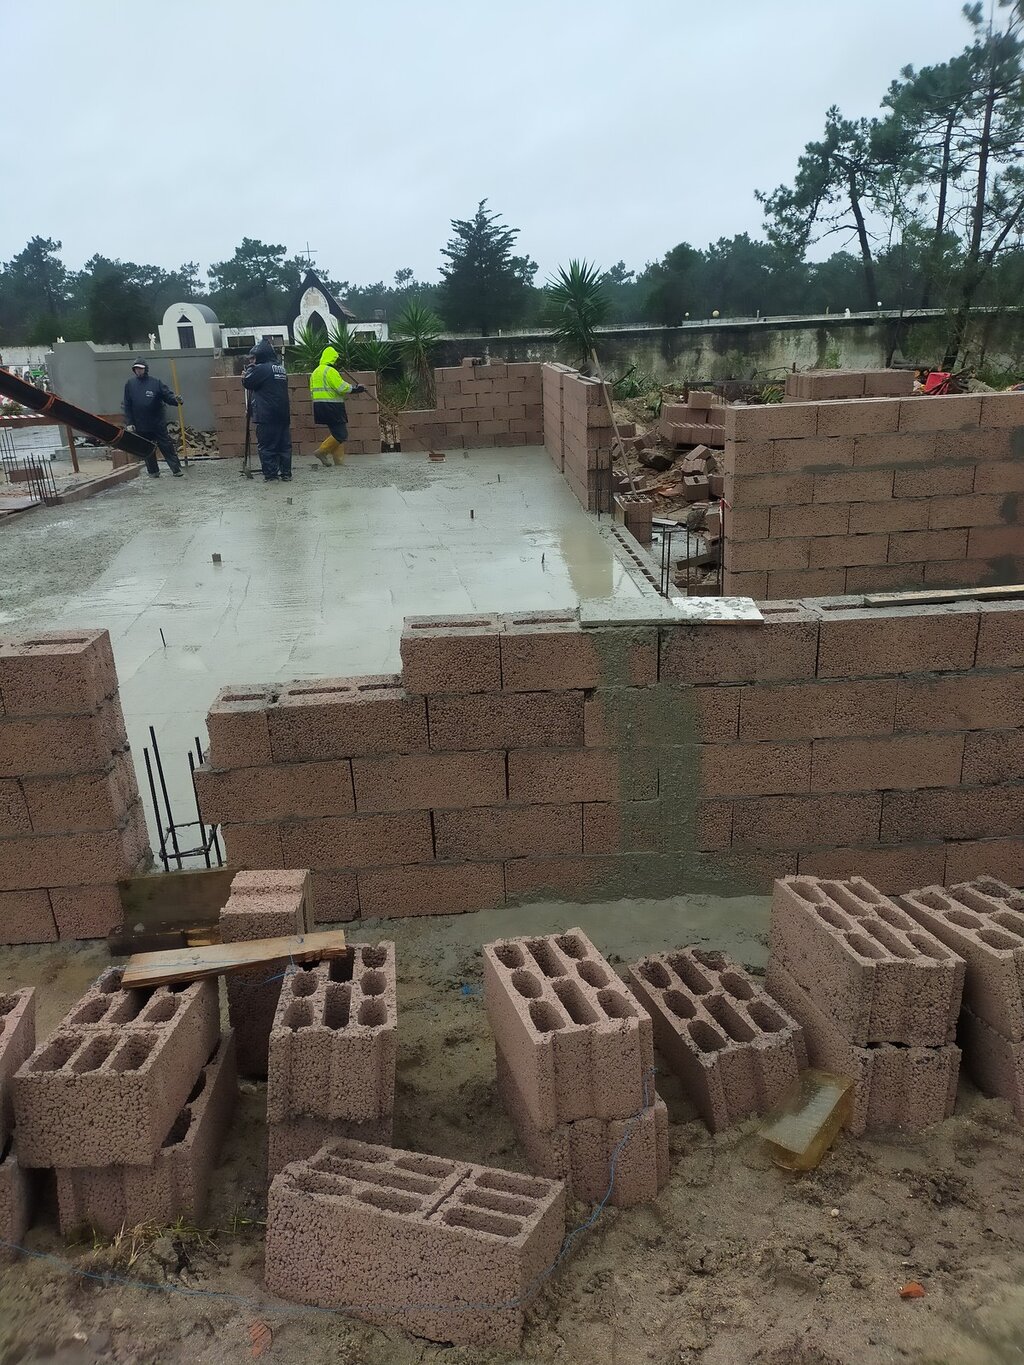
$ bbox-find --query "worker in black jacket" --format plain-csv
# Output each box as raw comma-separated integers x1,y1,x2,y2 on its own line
242,338,292,482
122,359,184,477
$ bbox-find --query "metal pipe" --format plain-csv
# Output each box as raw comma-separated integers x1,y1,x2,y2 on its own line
0,367,155,459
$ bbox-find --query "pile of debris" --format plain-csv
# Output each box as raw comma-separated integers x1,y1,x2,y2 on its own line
612,389,727,595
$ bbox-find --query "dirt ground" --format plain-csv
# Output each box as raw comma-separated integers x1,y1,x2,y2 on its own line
2,894,1023,1365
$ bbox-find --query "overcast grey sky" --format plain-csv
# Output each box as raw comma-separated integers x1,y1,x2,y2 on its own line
6,0,977,283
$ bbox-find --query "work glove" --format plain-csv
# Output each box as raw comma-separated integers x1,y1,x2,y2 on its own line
351,384,366,395
175,395,183,404
126,424,135,433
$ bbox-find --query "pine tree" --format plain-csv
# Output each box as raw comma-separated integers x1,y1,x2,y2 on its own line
438,201,536,335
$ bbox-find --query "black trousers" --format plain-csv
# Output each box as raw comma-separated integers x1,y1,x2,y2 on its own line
312,401,348,441
137,425,181,476
256,417,293,480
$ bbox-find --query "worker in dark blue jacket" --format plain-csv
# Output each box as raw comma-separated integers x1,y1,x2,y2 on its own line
242,338,292,482
122,359,184,477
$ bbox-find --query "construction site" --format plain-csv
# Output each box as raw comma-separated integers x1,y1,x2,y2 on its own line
0,340,1022,1365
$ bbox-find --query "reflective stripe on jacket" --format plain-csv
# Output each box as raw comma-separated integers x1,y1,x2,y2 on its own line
309,344,353,403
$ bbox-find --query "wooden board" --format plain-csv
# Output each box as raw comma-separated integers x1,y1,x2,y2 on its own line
118,866,235,932
864,584,1024,608
122,929,348,990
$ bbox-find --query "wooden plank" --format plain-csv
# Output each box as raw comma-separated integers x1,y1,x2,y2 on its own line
864,584,1024,609
117,867,235,932
122,929,348,990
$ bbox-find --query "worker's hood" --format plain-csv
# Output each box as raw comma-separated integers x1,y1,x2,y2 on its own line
249,338,278,363
130,358,149,376
318,345,339,367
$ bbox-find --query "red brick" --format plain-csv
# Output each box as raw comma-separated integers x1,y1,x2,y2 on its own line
944,839,1024,887
222,821,284,868
897,394,982,431
765,568,848,598
731,793,882,849
49,885,122,940
269,677,428,762
848,499,930,533
0,811,148,891
795,843,947,892
728,538,810,572
0,631,116,717
977,603,1024,667
351,750,505,813
356,861,504,916
499,616,656,691
21,753,142,835
974,460,1024,492
0,702,128,780
808,534,888,568
815,604,979,677
771,436,855,471
894,673,1024,733
768,504,849,539
0,889,56,944
962,729,1024,785
881,785,1022,842
661,612,819,687
739,679,895,741
844,563,926,593
508,747,657,803
399,615,502,693
699,742,811,798
279,811,432,869
435,803,581,859
967,525,1024,559
852,432,941,467
814,469,894,503
195,758,354,824
427,690,583,751
206,685,273,769
810,734,965,792
893,465,976,498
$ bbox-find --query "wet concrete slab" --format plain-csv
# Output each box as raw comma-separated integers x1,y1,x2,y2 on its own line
0,449,647,836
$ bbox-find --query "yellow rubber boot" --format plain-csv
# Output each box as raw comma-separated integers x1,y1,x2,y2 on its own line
331,442,347,466
316,436,338,466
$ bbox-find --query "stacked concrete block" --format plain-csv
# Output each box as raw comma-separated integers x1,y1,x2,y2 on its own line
627,947,806,1131
219,869,313,1078
0,988,36,1258
0,630,151,944
265,1136,565,1350
766,875,965,1134
398,359,544,452
900,878,1024,1117
484,927,667,1206
55,1030,237,1236
559,372,615,513
660,392,727,448
724,392,1024,599
542,362,575,472
14,967,220,1166
784,370,915,402
266,942,397,1178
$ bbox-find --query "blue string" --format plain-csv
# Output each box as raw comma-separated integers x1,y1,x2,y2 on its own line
0,1068,658,1320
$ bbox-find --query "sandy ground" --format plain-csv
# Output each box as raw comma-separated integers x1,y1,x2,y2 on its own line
1,895,1023,1365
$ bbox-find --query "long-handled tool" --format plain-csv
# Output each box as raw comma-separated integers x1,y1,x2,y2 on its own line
170,359,189,467
591,347,638,495
240,394,254,479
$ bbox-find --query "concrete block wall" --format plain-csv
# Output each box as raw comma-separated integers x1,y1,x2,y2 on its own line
211,370,381,459
660,392,726,449
265,1136,565,1350
484,927,668,1206
724,392,1024,598
784,369,915,402
198,596,1024,911
901,877,1024,1119
0,988,35,1257
765,875,964,1134
542,365,615,512
219,869,313,1078
0,630,151,945
397,358,544,452
627,947,806,1131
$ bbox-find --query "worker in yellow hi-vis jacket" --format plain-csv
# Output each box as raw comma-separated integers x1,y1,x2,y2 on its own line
309,345,366,467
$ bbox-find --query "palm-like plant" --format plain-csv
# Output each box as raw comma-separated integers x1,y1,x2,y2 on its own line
351,335,398,376
286,322,328,373
393,301,444,405
545,260,609,367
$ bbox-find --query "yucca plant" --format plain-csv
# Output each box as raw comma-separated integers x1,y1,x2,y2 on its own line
285,322,328,374
393,301,444,405
327,319,360,369
350,335,398,376
545,259,609,368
